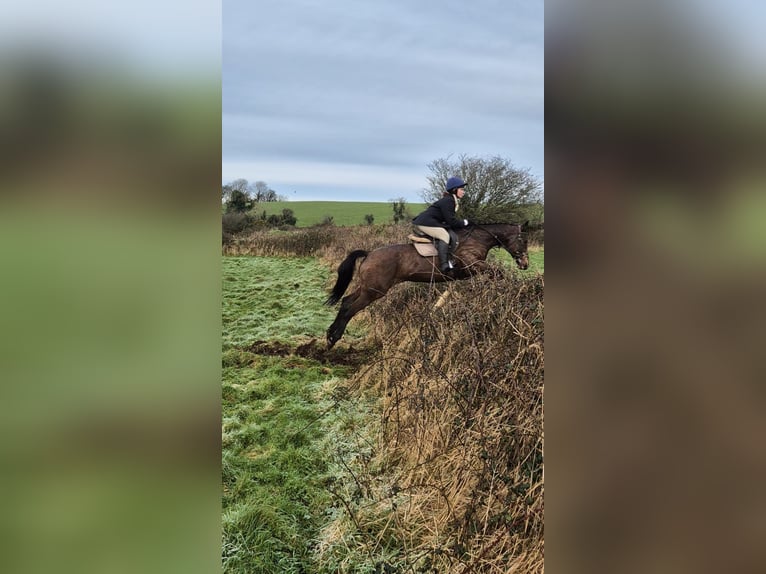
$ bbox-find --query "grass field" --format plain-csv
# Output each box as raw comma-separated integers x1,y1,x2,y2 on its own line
234,200,544,230
492,244,545,274
255,201,427,227
222,256,372,573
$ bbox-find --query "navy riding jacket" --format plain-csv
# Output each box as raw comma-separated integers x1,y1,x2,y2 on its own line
412,195,468,230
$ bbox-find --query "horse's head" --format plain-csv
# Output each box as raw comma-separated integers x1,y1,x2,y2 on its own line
504,221,529,270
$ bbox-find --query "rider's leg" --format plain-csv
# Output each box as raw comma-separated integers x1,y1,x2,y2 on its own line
414,225,452,273
447,230,458,263
436,239,452,273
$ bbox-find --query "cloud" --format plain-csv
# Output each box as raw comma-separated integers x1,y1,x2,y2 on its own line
222,158,429,202
223,0,544,200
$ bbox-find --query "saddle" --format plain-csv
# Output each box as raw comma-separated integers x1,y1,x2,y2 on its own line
407,229,459,257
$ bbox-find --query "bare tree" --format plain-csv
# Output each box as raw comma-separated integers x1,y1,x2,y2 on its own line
253,180,280,202
229,178,250,195
423,155,542,223
223,177,286,210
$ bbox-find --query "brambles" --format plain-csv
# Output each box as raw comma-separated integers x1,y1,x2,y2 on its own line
317,273,544,573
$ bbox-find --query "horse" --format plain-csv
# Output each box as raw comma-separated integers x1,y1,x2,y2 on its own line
325,222,531,348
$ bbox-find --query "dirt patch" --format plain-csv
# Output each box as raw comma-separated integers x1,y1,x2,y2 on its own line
245,338,376,367
246,340,293,357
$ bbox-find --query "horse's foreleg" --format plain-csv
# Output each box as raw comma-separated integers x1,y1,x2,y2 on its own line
434,288,451,309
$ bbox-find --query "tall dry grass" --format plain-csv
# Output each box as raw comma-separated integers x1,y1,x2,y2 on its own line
222,225,338,257
221,223,413,260
319,274,544,573
222,223,542,268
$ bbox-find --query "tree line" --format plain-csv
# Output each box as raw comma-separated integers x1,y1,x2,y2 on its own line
221,178,297,236
222,178,287,213
222,154,543,237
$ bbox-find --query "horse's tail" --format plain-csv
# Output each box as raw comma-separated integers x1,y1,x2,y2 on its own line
325,249,368,305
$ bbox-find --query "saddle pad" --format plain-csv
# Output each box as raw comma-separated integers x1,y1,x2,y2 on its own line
413,242,437,257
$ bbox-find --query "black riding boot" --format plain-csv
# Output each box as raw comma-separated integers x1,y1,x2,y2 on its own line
436,240,452,273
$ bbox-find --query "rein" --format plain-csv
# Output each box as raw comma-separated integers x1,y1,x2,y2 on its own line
470,224,522,253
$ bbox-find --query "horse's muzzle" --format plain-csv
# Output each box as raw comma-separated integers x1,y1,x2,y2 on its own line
516,255,529,270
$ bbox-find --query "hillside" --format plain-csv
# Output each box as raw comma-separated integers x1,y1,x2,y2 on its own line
255,201,427,227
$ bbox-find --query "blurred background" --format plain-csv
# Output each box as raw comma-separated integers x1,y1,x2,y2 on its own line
546,0,766,572
4,0,766,572
0,2,221,573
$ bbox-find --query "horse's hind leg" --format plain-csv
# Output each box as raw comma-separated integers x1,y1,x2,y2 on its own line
326,288,382,348
327,291,360,348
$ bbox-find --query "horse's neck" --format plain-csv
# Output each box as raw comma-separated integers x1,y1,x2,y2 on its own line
460,225,511,253
459,230,493,257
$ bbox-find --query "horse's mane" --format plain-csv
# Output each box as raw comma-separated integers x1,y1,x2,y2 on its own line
456,222,520,237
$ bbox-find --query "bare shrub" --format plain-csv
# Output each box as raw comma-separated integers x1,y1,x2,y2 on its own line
319,272,544,573
318,224,411,267
222,211,261,236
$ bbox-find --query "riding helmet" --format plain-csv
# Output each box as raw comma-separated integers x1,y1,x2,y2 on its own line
446,176,466,193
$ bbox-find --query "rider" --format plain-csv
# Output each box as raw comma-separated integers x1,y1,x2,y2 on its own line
412,176,470,273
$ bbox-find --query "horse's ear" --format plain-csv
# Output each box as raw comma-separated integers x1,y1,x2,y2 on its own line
522,220,530,231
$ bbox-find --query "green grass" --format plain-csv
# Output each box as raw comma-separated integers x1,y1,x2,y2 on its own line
222,256,365,347
222,353,347,574
222,255,373,573
490,245,545,275
254,201,427,227
252,200,544,228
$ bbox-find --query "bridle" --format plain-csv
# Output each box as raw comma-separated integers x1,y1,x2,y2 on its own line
472,224,526,263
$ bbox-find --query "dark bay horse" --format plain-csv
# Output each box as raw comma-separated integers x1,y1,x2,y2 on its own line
325,222,530,348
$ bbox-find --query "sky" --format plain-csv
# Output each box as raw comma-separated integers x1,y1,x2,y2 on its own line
223,0,544,202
